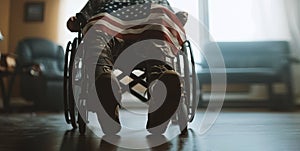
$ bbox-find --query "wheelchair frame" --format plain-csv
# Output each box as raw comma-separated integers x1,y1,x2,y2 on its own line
63,15,198,135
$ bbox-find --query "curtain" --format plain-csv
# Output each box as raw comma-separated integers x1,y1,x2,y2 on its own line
285,0,300,57
253,0,291,41
252,0,300,103
284,0,300,102
208,0,291,41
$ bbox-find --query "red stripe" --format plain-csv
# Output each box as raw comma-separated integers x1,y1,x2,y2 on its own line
120,30,180,54
88,6,185,32
92,23,184,45
90,24,181,54
89,14,184,36
90,15,185,44
150,7,185,31
85,5,185,55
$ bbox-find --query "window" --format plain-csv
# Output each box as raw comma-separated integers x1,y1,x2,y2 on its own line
58,0,88,46
168,0,199,20
207,0,291,42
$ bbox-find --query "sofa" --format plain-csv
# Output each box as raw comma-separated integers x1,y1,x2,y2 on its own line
15,38,64,111
197,41,296,110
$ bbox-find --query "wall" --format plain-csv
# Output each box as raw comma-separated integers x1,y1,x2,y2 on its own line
0,0,11,107
57,0,87,47
9,0,60,53
0,0,11,53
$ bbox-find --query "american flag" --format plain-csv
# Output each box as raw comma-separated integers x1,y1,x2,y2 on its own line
82,2,186,55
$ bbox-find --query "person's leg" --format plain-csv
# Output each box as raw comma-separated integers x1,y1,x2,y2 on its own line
84,29,123,134
146,68,181,134
95,66,122,135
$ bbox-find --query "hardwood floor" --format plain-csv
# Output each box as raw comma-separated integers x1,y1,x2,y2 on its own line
0,109,299,151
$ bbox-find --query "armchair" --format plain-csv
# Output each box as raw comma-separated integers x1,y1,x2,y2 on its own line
15,38,64,111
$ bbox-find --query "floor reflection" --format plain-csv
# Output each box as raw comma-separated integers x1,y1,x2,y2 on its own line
59,128,200,151
98,135,120,151
60,130,100,151
2,110,300,151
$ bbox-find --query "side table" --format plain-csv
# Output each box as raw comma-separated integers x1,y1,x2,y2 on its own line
0,53,16,111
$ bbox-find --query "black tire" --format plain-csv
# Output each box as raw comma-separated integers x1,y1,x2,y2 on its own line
68,38,79,129
64,42,72,124
182,41,197,123
69,58,77,129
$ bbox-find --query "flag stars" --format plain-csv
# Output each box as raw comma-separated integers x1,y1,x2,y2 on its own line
97,1,151,20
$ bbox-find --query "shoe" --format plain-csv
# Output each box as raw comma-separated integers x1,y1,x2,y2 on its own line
97,105,121,135
146,70,181,134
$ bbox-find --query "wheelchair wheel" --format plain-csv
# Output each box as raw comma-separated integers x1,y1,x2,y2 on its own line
64,38,79,130
182,40,198,123
174,40,197,134
63,42,72,125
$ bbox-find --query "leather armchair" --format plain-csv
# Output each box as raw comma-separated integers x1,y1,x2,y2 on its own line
16,38,64,111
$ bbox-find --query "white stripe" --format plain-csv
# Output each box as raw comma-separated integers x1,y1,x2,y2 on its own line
83,4,186,49
88,7,185,38
89,12,185,41
90,19,182,48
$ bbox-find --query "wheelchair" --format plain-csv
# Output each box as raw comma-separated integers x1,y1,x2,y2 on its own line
64,11,198,135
